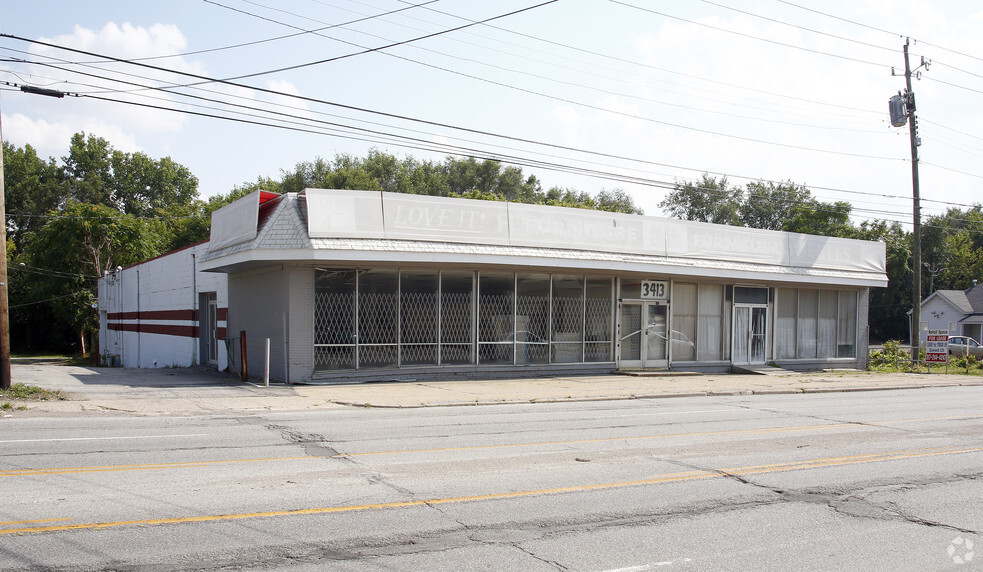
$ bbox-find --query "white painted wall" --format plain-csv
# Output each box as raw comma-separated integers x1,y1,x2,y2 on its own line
97,243,228,370
918,295,961,343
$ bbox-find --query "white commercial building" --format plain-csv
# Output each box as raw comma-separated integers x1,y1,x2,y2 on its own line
99,189,888,383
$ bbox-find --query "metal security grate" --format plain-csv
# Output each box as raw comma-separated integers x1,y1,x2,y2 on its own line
314,269,616,371
315,344,355,370
441,291,472,345
358,292,398,345
314,291,355,345
401,291,438,344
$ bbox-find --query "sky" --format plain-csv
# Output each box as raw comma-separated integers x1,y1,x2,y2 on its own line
2,0,982,226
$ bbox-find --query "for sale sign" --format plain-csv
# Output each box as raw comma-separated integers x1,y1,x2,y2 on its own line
926,329,949,363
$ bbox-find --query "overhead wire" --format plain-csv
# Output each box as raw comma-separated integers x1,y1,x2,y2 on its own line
3,3,982,221
4,52,981,218
198,2,892,138
394,0,886,117
4,83,976,230
231,0,886,128
608,0,892,70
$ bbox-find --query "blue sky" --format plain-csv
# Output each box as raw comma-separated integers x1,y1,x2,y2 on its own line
2,0,982,224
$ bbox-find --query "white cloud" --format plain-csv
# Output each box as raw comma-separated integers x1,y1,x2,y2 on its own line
2,113,143,157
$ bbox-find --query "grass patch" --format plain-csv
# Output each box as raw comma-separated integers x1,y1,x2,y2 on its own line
869,340,982,376
0,383,69,401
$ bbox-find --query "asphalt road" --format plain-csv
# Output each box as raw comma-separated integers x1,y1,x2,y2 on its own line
1,386,981,571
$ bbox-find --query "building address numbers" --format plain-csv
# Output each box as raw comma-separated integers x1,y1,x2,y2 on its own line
640,280,669,300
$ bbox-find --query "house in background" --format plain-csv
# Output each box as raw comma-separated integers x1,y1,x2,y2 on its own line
917,281,983,343
99,188,888,383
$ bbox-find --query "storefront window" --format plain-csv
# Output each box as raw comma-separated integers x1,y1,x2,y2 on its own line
775,288,796,359
358,270,398,368
516,274,550,364
314,269,357,370
837,290,858,357
818,290,837,357
440,271,474,365
797,289,818,359
400,271,438,366
479,272,515,365
585,277,613,362
551,275,584,363
673,283,697,361
773,287,858,361
314,268,617,370
697,284,725,361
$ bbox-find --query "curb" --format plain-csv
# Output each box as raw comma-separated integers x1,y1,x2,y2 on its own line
326,382,980,409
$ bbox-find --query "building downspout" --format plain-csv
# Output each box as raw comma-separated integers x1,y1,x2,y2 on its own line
192,252,197,365
136,268,141,368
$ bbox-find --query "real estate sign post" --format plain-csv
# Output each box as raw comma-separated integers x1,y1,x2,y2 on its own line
926,329,948,368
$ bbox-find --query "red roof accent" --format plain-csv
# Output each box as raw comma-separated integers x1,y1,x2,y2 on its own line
259,191,280,204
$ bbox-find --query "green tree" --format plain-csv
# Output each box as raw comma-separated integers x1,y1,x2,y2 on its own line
659,174,742,225
62,132,199,216
2,141,70,251
23,202,165,353
739,181,813,230
783,200,856,238
855,220,911,342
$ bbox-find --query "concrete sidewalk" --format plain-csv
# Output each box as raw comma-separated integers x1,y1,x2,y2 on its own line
4,360,982,417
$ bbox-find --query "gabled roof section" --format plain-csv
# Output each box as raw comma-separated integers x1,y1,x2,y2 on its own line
925,289,973,314
202,192,309,262
966,283,983,313
924,284,983,316
208,189,282,250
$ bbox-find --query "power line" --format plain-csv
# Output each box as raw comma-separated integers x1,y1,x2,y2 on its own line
3,35,906,164
776,0,983,65
609,0,893,70
207,1,887,134
395,0,885,117
9,292,83,309
698,0,898,54
164,0,559,88
4,58,980,218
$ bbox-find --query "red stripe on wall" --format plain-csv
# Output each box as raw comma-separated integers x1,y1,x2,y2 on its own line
108,323,199,338
108,308,227,322
217,327,227,339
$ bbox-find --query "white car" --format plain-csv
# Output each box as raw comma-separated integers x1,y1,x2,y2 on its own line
947,336,983,358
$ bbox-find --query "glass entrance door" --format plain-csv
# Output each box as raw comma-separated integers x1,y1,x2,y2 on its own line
619,302,668,368
733,305,767,365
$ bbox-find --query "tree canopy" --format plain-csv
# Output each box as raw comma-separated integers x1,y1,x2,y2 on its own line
4,139,641,354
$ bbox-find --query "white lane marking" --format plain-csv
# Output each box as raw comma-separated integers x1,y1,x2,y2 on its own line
601,559,692,571
0,434,209,444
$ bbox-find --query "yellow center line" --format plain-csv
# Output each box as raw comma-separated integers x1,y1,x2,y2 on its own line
4,445,982,537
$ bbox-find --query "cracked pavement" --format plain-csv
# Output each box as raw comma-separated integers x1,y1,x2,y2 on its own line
1,384,981,570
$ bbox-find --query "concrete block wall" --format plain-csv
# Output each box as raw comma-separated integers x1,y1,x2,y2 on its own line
98,243,228,370
227,265,313,383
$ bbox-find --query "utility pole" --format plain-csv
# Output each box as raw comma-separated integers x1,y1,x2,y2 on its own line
0,83,73,390
891,38,929,368
0,91,10,390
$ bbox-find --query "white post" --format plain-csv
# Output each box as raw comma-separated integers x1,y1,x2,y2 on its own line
264,337,270,386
